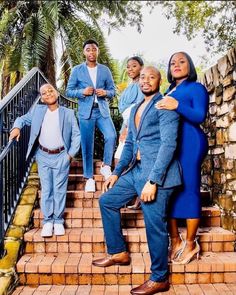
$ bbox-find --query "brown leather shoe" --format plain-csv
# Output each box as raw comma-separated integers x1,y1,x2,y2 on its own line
92,251,131,267
130,280,169,295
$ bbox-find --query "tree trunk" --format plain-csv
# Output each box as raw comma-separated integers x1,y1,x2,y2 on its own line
40,37,56,87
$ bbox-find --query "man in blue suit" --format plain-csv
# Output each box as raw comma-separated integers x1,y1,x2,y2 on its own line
66,39,117,192
92,67,182,295
9,84,81,237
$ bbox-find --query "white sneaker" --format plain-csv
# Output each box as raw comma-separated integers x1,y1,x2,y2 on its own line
85,178,96,192
54,223,65,236
100,165,112,180
41,222,53,237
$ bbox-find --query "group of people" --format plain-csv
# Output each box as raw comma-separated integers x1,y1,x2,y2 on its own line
9,38,209,295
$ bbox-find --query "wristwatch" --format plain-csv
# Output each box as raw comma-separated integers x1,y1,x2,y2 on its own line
149,180,156,185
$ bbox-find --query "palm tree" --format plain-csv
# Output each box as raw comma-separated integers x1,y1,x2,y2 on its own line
0,0,152,97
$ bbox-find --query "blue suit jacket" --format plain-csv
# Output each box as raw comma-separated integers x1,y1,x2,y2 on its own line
12,105,81,159
66,62,116,119
113,93,182,188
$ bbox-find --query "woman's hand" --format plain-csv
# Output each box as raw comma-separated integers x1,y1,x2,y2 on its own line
155,96,178,110
119,127,128,143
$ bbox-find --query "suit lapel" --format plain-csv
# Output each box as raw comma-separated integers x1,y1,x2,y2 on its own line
136,93,162,137
96,63,101,88
132,100,144,135
83,62,94,86
59,106,65,135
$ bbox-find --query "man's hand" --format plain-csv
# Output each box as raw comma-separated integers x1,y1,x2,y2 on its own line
103,175,118,193
9,128,21,142
83,86,94,96
140,181,157,203
95,88,107,97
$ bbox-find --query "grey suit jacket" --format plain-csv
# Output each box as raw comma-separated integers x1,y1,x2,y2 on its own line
12,104,81,159
113,93,182,188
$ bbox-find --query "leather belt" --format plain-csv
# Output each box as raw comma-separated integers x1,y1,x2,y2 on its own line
39,144,65,154
92,102,99,108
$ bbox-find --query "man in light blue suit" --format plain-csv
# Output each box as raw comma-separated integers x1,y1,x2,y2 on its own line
66,39,117,192
10,84,81,237
92,67,182,295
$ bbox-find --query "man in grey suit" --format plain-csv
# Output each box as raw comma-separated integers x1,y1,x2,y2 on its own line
10,84,81,238
92,67,182,295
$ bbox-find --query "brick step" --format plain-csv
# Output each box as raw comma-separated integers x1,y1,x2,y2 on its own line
67,175,105,191
33,207,221,229
37,190,211,209
16,252,236,285
12,283,236,295
24,227,235,254
70,159,102,174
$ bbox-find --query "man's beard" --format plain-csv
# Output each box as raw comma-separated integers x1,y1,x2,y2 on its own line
141,88,159,96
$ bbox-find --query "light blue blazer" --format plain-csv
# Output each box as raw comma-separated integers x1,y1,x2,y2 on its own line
113,93,182,188
12,104,81,159
66,62,116,119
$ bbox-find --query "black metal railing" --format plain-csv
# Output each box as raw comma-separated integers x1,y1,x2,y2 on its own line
0,67,77,256
0,67,120,256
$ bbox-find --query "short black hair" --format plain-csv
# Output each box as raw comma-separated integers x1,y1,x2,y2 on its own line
167,51,197,83
83,39,99,49
127,56,144,67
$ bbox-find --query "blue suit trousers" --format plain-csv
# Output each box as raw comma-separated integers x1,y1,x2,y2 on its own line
99,162,173,282
36,148,70,224
79,108,116,178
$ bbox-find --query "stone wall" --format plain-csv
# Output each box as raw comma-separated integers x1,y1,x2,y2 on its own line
201,45,236,232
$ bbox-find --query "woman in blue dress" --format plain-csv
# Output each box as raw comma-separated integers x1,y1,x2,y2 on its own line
156,52,209,264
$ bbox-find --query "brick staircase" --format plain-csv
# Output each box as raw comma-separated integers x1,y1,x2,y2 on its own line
13,160,236,295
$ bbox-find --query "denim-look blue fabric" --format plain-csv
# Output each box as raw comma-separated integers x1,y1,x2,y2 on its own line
98,92,182,282
79,108,117,178
36,149,70,224
99,162,173,282
113,93,182,188
118,82,144,114
66,62,116,119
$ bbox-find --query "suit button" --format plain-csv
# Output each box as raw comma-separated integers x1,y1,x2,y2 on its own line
137,140,139,143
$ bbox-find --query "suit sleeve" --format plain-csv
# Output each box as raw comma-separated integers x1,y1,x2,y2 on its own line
12,106,36,130
148,110,179,185
68,110,81,158
66,67,86,100
176,83,209,124
104,67,116,100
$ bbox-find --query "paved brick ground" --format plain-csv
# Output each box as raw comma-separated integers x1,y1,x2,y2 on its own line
12,283,236,295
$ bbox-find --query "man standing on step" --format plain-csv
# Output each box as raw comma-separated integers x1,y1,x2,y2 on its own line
9,84,81,238
66,39,117,193
92,67,182,295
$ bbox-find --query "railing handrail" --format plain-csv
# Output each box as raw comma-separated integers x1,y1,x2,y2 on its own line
0,67,76,110
0,67,40,110
0,140,15,162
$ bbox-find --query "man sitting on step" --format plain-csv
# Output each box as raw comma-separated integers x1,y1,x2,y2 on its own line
9,83,81,238
92,66,182,295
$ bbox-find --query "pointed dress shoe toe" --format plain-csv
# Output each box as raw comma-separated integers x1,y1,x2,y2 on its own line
130,280,169,295
92,251,131,267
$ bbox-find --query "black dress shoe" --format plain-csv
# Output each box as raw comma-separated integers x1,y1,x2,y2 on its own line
92,251,131,267
130,280,169,295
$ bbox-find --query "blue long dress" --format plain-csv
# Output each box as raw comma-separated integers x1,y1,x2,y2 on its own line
168,80,209,218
